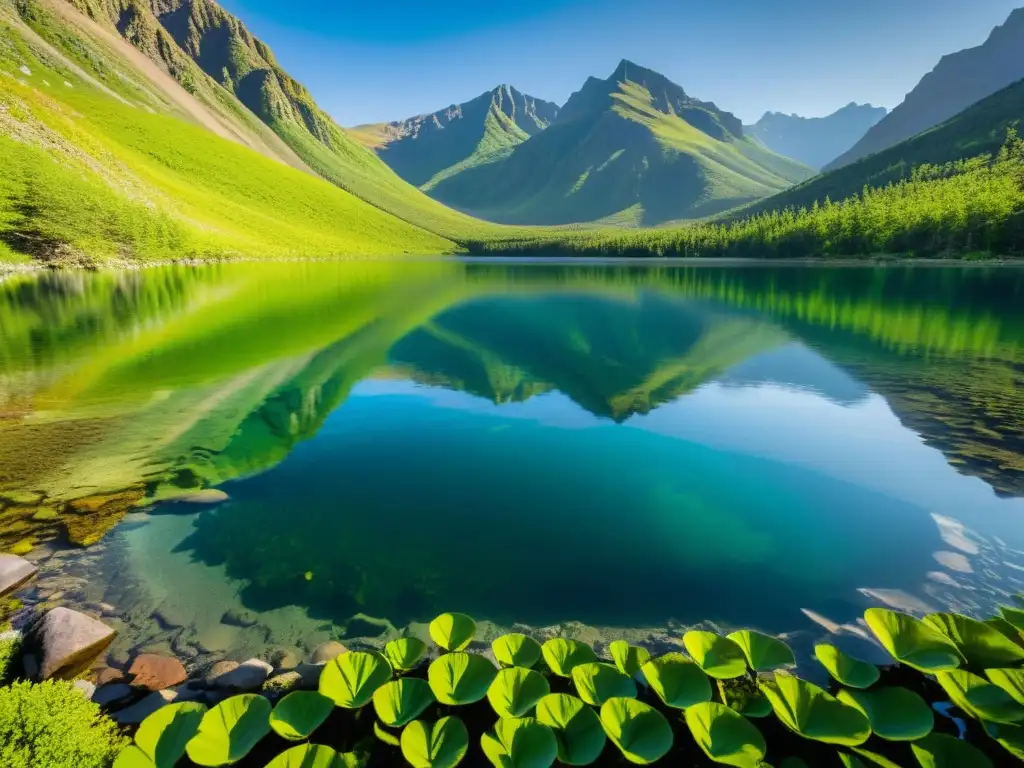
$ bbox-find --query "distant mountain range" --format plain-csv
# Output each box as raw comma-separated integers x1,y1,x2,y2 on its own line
368,60,814,226
827,7,1024,170
744,103,887,170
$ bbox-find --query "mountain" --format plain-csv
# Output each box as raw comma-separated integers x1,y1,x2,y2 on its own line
350,85,559,190
826,8,1024,170
43,0,503,239
421,60,815,226
744,103,887,169
739,76,1024,217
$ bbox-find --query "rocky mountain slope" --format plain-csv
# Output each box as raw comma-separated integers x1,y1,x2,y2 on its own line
745,103,887,169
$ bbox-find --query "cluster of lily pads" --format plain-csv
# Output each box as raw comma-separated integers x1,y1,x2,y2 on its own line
112,606,1024,767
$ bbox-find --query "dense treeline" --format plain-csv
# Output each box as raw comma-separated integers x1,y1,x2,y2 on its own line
466,132,1024,259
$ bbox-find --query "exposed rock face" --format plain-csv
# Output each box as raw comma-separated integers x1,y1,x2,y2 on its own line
27,607,116,680
128,653,188,690
744,103,888,169
0,554,37,597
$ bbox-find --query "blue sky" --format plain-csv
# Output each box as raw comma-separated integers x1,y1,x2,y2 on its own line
219,0,1022,126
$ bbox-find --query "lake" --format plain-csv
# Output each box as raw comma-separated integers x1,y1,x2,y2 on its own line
2,259,1023,668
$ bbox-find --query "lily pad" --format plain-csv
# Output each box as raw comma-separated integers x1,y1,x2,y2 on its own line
540,638,597,677
132,701,207,768
319,651,393,709
836,687,933,741
1000,606,1024,631
599,697,674,765
640,653,712,709
685,701,766,767
373,678,435,728
264,744,357,767
814,644,880,689
571,662,636,707
401,717,469,768
923,613,1024,668
429,613,476,652
910,733,994,768
608,641,650,678
270,690,334,740
683,631,748,679
535,693,606,766
480,717,557,768
487,667,551,719
849,747,904,767
492,634,542,669
759,674,870,746
383,638,428,672
984,721,1024,761
986,668,1024,706
185,694,272,766
428,652,497,705
864,608,963,673
374,721,401,747
935,669,1024,724
722,685,772,718
726,630,795,671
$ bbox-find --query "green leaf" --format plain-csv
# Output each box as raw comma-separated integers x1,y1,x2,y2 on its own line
492,634,542,669
683,631,748,679
726,630,795,671
684,701,766,768
487,667,550,719
571,662,636,707
374,721,401,747
850,747,904,768
401,718,469,768
535,694,606,766
383,637,428,672
318,651,393,709
263,744,354,768
1000,606,1024,631
721,685,772,718
814,644,880,689
599,697,674,765
372,678,435,728
640,652,712,709
270,691,334,741
540,638,597,677
185,694,272,766
480,717,557,768
935,669,1024,724
836,687,933,741
114,746,156,768
864,608,963,673
429,613,476,652
759,674,870,746
608,641,650,678
986,616,1024,643
923,613,1024,668
910,733,994,768
427,652,497,705
134,701,206,767
984,721,1024,761
986,668,1024,706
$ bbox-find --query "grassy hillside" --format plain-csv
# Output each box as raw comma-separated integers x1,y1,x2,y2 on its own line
426,60,814,226
48,0,510,240
827,7,1024,170
744,103,887,170
353,85,559,190
0,7,455,263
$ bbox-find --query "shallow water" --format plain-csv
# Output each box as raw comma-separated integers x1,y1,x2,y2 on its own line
2,260,1024,662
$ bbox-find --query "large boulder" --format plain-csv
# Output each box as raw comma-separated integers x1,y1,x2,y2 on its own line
0,554,37,597
128,653,187,691
28,607,116,679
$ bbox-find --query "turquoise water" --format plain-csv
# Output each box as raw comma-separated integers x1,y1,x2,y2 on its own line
3,261,1024,656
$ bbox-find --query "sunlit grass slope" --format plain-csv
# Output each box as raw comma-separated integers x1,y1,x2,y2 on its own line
0,11,455,262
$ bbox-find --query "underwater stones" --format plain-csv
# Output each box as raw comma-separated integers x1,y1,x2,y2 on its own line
129,653,187,691
267,647,299,669
152,602,188,630
196,622,240,653
0,490,44,506
0,554,37,597
172,489,229,505
211,658,273,691
310,641,347,663
262,671,304,697
113,689,177,724
221,608,258,628
92,682,134,708
95,666,126,685
294,662,325,689
28,606,116,679
63,487,145,546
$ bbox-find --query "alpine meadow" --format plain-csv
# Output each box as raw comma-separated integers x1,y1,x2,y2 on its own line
5,3,1024,768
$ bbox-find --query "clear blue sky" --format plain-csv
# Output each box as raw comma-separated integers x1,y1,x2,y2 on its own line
219,0,1022,126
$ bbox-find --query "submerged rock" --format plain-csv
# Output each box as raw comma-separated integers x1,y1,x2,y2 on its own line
128,653,187,691
27,606,116,679
210,658,272,691
262,671,303,697
0,554,37,598
203,660,238,686
92,682,134,708
220,608,257,628
309,641,347,663
173,489,229,505
113,689,176,724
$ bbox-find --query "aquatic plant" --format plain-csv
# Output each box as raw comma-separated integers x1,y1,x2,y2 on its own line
599,697,674,764
684,701,766,767
814,644,881,689
427,652,497,705
384,638,429,672
492,633,543,669
373,679,435,728
570,662,636,707
608,641,650,678
534,694,606,766
540,638,597,677
480,717,558,768
116,702,206,767
185,694,272,766
487,667,550,719
269,691,334,741
429,613,476,652
401,717,469,768
319,651,392,708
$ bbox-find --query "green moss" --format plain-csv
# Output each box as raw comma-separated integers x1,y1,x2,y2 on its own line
0,679,128,767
